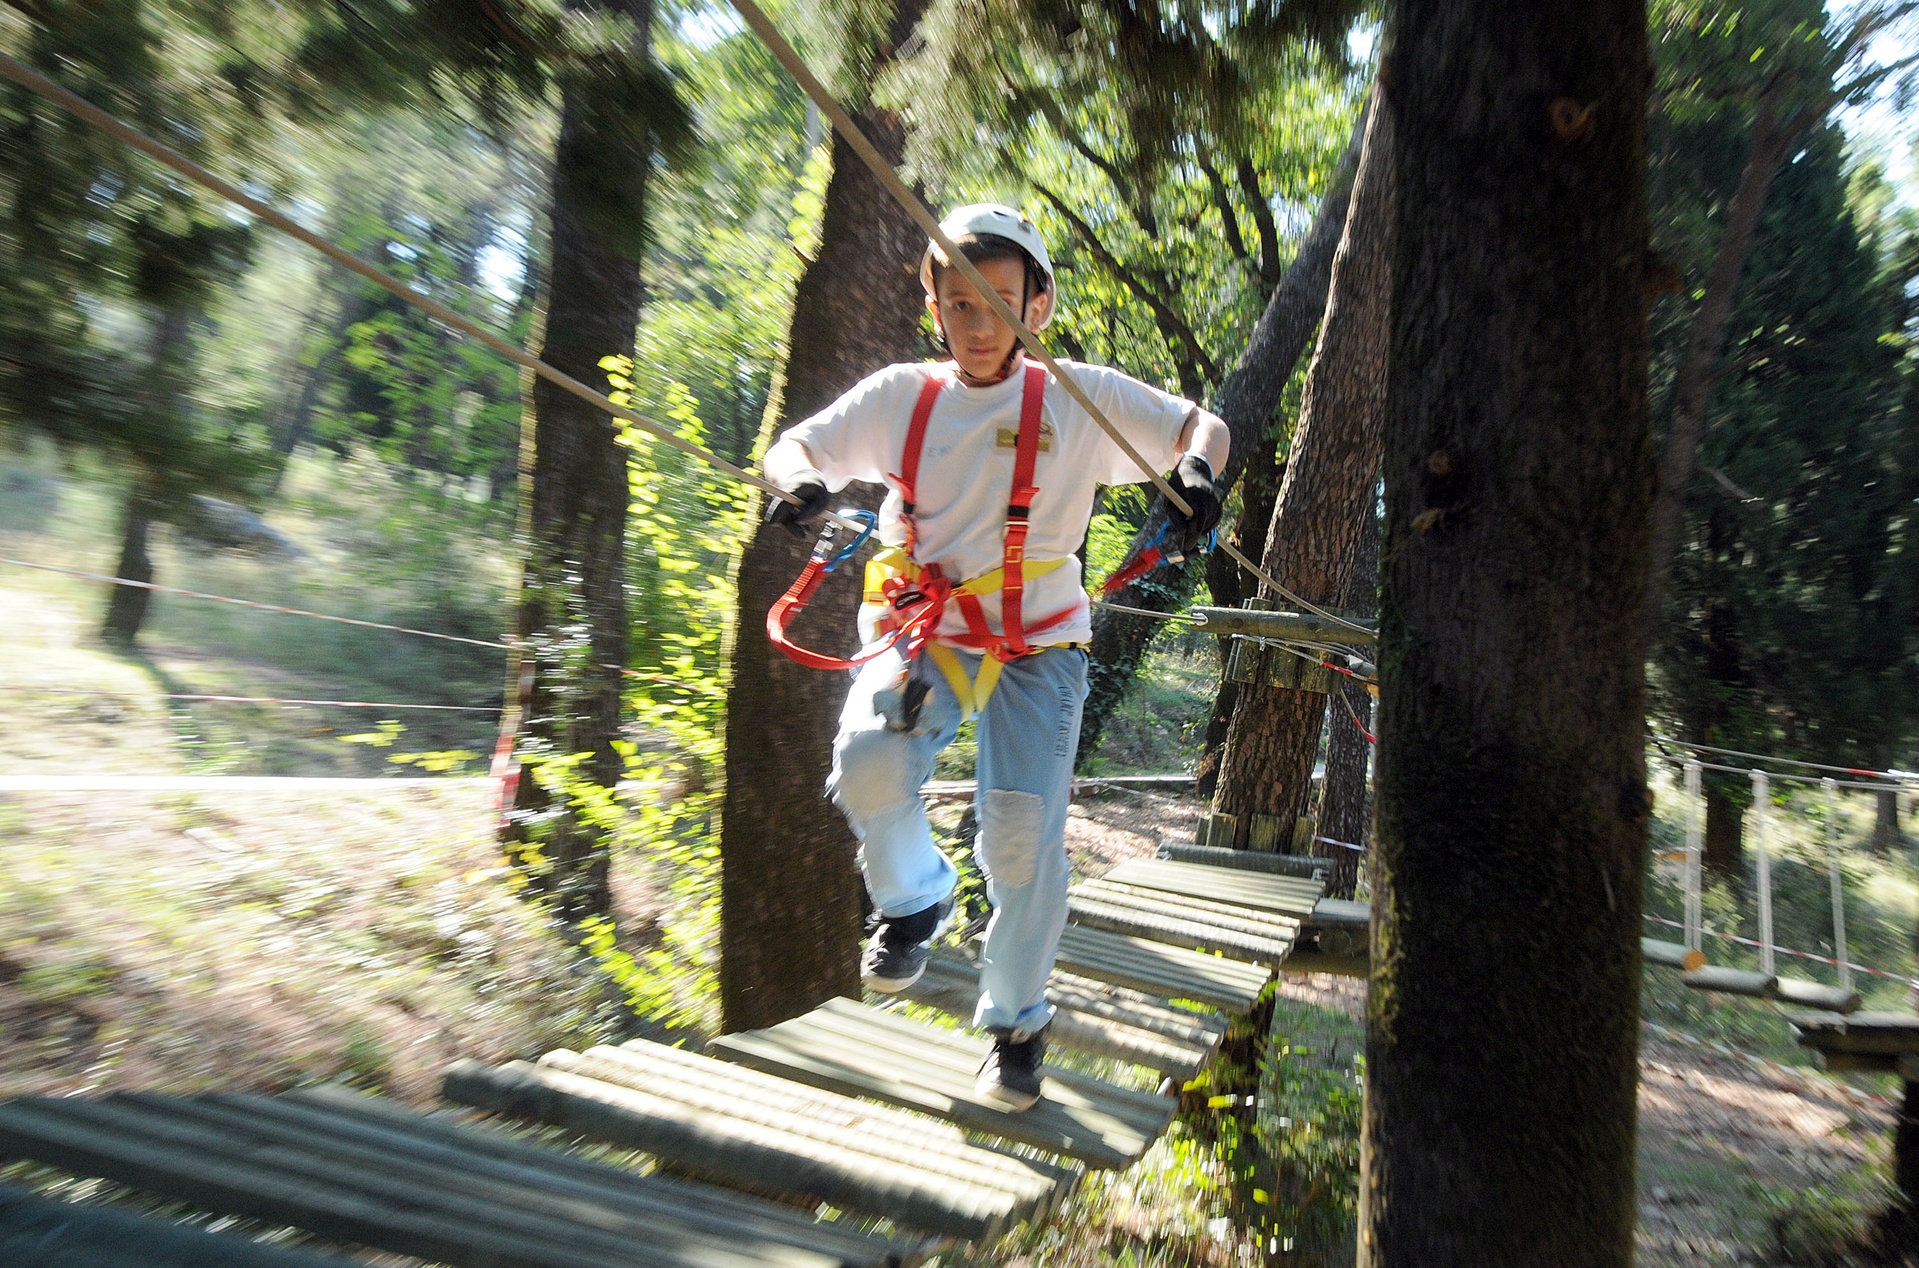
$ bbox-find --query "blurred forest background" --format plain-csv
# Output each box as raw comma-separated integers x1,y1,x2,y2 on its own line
1,0,1918,1262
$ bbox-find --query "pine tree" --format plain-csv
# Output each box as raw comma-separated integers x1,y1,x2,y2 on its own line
1362,1,1652,1260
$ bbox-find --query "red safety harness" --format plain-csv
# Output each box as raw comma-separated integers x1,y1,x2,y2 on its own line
767,361,1076,682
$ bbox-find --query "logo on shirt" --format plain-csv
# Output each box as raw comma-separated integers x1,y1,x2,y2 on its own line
995,420,1056,453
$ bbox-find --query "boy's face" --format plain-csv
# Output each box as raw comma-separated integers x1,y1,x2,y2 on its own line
929,256,1050,382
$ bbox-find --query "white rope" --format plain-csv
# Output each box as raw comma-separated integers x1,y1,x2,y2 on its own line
1751,770,1775,978
1823,777,1852,991
1682,759,1703,955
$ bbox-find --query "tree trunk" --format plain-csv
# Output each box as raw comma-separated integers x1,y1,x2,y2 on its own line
1703,777,1743,875
1319,495,1379,896
1212,88,1396,849
1360,2,1652,1263
720,5,930,1033
1645,78,1797,613
102,492,154,646
502,0,652,925
1077,101,1369,766
104,304,193,646
1874,789,1902,854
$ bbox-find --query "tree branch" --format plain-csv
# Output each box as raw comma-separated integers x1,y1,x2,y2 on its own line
1198,152,1249,262
1236,156,1283,286
1030,179,1218,396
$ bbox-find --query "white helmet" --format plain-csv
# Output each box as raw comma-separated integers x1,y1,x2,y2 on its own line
918,203,1058,332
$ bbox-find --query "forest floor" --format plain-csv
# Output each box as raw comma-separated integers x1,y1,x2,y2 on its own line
2,455,1912,1264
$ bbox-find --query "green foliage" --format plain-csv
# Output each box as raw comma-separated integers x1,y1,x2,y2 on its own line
1649,0,1919,773
884,0,1365,403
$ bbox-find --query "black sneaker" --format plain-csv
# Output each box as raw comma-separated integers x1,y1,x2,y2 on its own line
975,1024,1049,1111
860,895,954,992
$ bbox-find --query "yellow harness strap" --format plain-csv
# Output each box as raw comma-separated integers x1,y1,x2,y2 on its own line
862,549,1079,721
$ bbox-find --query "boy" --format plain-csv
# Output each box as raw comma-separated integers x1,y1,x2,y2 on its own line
763,203,1228,1109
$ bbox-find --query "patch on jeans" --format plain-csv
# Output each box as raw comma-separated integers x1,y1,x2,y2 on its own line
978,788,1045,888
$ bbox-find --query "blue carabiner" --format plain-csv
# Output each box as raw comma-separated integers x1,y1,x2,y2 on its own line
823,510,878,572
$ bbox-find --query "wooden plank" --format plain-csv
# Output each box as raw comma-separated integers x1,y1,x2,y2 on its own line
1100,859,1323,919
809,1000,1176,1120
1066,893,1296,964
711,999,1173,1170
443,1053,1053,1243
1640,938,1706,971
1682,965,1778,998
0,1181,350,1267
1156,843,1331,878
1047,971,1229,1044
1774,977,1861,1015
1055,925,1272,1015
230,1087,913,1265
1790,1011,1919,1056
1307,897,1370,930
1075,881,1304,937
127,1093,896,1268
0,1096,846,1268
899,956,1212,1077
281,1084,918,1256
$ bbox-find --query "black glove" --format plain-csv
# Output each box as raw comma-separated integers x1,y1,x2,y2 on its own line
765,468,832,538
1165,453,1222,554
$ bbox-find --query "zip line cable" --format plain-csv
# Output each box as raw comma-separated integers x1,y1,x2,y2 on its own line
719,0,1376,640
0,50,861,540
0,559,705,692
1,558,512,651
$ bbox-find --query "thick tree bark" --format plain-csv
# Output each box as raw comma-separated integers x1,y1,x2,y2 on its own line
1319,495,1379,896
720,8,929,1032
1212,90,1396,849
502,0,651,924
1360,3,1653,1264
1646,77,1801,613
1077,102,1368,766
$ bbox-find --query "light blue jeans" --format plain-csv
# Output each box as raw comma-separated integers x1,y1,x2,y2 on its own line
828,644,1086,1039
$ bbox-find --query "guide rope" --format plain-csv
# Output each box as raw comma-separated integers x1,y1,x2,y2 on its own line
2,557,512,651
1,558,702,692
